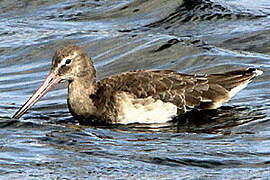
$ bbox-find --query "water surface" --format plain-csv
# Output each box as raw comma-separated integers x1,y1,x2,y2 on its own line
1,0,270,179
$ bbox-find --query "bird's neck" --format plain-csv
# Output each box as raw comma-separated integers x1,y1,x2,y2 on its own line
70,75,96,95
67,73,97,120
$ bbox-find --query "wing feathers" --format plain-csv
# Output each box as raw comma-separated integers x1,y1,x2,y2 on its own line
97,68,262,116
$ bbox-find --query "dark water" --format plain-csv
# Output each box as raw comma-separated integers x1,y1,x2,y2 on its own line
1,0,270,179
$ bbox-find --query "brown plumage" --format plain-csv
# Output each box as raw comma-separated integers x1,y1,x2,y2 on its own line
12,45,263,125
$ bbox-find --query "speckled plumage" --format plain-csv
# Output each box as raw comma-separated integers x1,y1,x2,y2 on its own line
13,45,263,125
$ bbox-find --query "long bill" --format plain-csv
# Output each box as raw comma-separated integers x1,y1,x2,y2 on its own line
12,72,61,119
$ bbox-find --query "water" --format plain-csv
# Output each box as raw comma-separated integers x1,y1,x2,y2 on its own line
1,0,270,179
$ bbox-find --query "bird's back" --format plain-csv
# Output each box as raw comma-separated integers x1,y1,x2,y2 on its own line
93,68,262,124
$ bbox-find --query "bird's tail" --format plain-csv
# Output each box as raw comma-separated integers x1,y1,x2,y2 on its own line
200,68,263,109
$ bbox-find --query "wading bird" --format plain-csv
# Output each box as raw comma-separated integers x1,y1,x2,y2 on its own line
13,45,263,125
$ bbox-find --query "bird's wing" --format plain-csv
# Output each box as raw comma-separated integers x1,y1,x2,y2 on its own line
97,70,210,110
96,68,261,115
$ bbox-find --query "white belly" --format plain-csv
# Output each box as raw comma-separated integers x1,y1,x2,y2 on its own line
115,93,178,124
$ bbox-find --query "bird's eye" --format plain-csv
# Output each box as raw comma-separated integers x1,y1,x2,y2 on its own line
65,59,72,65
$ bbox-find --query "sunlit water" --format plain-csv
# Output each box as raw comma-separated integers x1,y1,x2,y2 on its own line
1,0,270,179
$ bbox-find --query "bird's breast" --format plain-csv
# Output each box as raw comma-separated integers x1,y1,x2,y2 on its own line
67,82,97,120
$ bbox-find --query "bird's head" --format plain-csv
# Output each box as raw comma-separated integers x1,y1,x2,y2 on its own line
12,45,95,119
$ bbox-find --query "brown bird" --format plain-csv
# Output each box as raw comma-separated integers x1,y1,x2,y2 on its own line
12,45,263,125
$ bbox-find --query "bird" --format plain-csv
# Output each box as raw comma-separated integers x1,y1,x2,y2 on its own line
12,45,263,125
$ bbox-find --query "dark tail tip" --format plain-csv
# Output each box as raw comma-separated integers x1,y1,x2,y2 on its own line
246,68,263,76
